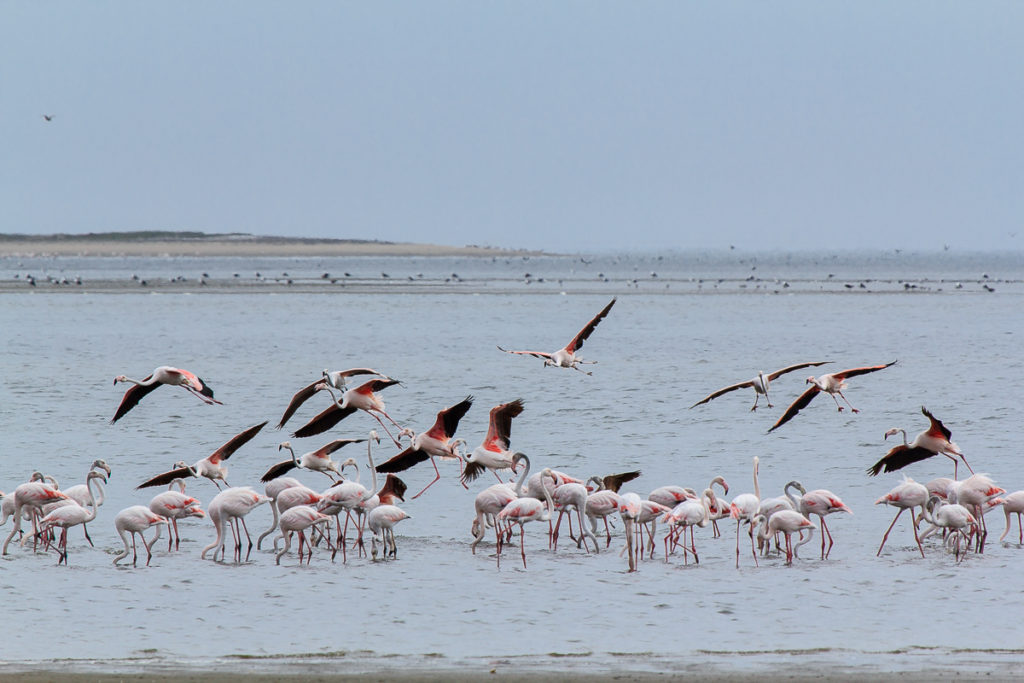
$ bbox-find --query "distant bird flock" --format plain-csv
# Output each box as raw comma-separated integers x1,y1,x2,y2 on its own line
2,297,1015,570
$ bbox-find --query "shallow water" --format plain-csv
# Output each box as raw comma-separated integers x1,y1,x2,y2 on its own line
1,251,1023,676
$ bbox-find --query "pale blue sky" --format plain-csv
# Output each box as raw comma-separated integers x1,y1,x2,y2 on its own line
2,3,1021,252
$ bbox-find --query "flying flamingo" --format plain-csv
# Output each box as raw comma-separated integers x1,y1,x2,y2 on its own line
497,468,556,568
291,378,404,444
37,471,107,565
113,506,169,566
275,505,333,565
767,361,897,432
2,481,70,555
147,479,205,551
497,298,616,375
260,439,363,484
690,361,831,411
368,504,411,560
729,456,762,568
875,477,929,558
461,399,525,484
256,477,303,549
111,366,222,423
275,368,390,429
763,510,816,565
136,421,268,490
201,487,272,562
868,407,973,478
999,491,1024,544
375,396,473,499
920,496,976,562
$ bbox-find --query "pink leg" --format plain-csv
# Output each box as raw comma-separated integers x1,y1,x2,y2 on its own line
877,508,904,557
410,458,442,499
520,524,527,569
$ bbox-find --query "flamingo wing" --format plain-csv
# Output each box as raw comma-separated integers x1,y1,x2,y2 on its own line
429,396,474,439
484,398,524,450
355,378,402,394
375,447,430,473
291,404,358,439
110,378,160,424
832,360,897,380
496,346,553,360
689,380,754,408
137,466,194,490
260,459,298,483
276,379,322,429
602,470,642,493
565,297,616,353
461,459,488,484
178,369,217,401
208,421,268,463
765,361,831,381
767,386,820,433
867,444,939,476
921,406,953,441
380,474,408,501
315,438,366,458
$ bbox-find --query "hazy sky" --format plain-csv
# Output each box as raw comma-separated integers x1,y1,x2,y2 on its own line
3,3,1021,252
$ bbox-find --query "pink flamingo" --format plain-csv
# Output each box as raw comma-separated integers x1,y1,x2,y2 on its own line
2,481,70,555
470,452,530,554
111,366,222,423
875,477,929,557
729,456,761,568
147,478,205,551
375,396,473,498
947,474,1004,552
763,510,816,565
461,399,525,484
920,496,976,562
37,471,106,565
261,439,363,484
275,505,333,565
768,361,897,432
786,484,852,559
113,506,169,566
368,504,411,560
275,368,390,429
1000,491,1024,543
256,477,303,549
868,407,973,478
201,487,272,562
292,378,404,444
498,298,616,375
690,361,830,411
551,481,598,553
137,421,268,490
497,468,556,568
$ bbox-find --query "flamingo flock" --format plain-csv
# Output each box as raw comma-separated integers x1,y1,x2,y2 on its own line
5,297,1020,572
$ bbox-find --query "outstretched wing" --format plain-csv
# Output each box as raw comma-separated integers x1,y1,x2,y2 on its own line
110,378,160,424
921,406,952,441
602,470,642,493
375,447,430,473
565,298,616,353
765,361,831,381
483,399,525,451
291,404,358,439
461,459,488,484
276,379,322,429
209,421,268,463
425,396,474,440
833,360,897,381
497,346,553,360
866,445,937,476
767,386,820,433
260,459,298,483
137,465,194,489
689,380,754,408
315,438,366,457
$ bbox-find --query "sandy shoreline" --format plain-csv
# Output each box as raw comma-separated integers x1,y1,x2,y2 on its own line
0,238,538,258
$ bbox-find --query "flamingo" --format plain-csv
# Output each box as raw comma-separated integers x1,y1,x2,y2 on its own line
920,496,976,562
618,492,643,572
136,421,268,490
497,298,616,375
260,439,364,484
755,481,805,556
690,362,830,411
368,504,411,560
291,378,404,444
551,481,598,554
635,499,673,559
111,366,222,423
497,467,556,568
791,487,852,559
662,488,714,564
999,491,1024,543
37,471,107,565
59,459,112,546
256,477,303,549
767,361,897,432
875,477,929,558
947,474,1004,553
113,506,168,566
763,510,816,565
2,481,70,555
275,368,390,429
375,396,473,499
201,487,272,562
729,456,762,568
275,505,333,565
584,483,623,549
352,434,407,555
461,399,525,484
868,407,973,478
470,452,530,554
147,479,205,551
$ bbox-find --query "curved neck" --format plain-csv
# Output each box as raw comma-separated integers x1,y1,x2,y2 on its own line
784,481,804,508
321,383,346,408
541,475,555,516
513,455,531,497
82,476,102,521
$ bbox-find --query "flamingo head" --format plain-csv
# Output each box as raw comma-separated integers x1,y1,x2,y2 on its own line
883,428,905,441
278,441,292,452
369,430,381,445
92,459,112,478
113,375,128,385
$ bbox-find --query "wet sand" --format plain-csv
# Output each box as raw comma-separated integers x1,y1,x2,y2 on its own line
0,236,534,258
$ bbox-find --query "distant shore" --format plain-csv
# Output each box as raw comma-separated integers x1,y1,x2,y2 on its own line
0,232,538,258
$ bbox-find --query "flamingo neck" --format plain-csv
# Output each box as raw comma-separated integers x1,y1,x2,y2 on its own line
512,455,531,497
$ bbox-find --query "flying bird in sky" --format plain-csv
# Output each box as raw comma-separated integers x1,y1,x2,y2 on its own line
767,361,897,433
690,361,831,411
498,298,616,375
111,366,222,424
136,421,267,490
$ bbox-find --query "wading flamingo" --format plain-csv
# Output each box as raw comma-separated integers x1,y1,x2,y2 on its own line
275,505,333,565
875,477,929,558
999,491,1024,544
113,506,168,566
201,487,272,562
497,467,556,568
37,471,107,565
729,456,762,568
368,504,411,560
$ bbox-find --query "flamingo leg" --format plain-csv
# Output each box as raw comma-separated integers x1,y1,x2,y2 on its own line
368,411,403,447
836,390,859,413
131,532,139,566
877,508,903,557
520,524,527,569
552,511,565,551
410,457,442,500
820,517,835,559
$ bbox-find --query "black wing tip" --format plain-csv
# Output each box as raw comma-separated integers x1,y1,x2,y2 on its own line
866,461,884,476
